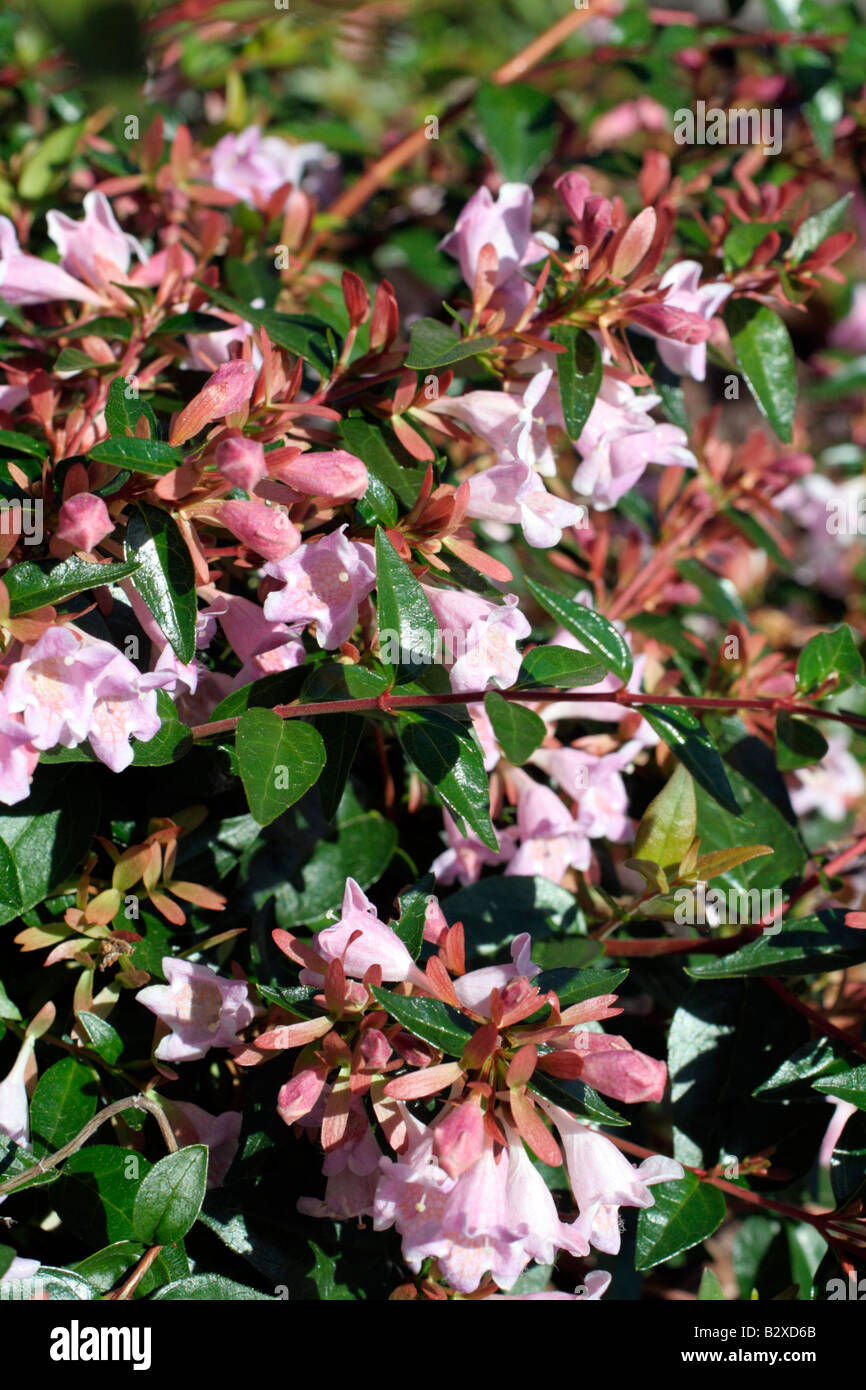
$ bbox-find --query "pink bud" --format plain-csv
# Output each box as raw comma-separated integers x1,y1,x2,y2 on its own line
170,360,257,447
216,436,268,491
611,207,657,279
629,302,711,343
277,449,368,501
555,172,591,225
56,492,113,551
277,1066,328,1126
359,1027,392,1070
220,499,300,560
342,270,370,329
433,1101,484,1179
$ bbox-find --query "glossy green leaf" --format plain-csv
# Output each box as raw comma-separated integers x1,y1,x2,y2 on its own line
796,624,863,695
642,706,740,816
90,436,183,475
133,1145,208,1244
398,707,497,849
775,712,829,770
405,318,496,370
124,502,197,662
371,986,472,1056
236,709,326,827
475,81,556,182
375,526,439,677
393,875,435,959
152,1274,273,1300
76,1011,124,1065
516,645,608,689
0,767,100,925
550,325,602,440
813,1065,866,1109
687,910,866,981
789,193,853,263
4,557,141,617
339,416,425,510
483,690,545,765
633,764,697,870
31,1057,99,1149
724,299,796,443
635,1173,726,1269
527,579,632,682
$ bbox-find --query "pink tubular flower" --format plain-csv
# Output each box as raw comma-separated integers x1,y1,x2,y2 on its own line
0,1033,36,1148
263,525,376,649
55,492,113,552
453,933,540,1015
2,627,122,751
589,97,669,147
430,810,516,887
300,878,427,987
159,1099,242,1187
86,657,167,773
465,459,586,548
574,374,696,509
540,1099,683,1254
506,769,592,879
169,360,258,448
638,260,733,381
216,436,268,491
487,1270,611,1300
136,957,256,1064
210,126,339,206
219,499,300,561
277,1065,329,1127
788,734,866,821
45,191,146,288
0,217,102,310
829,284,866,352
299,1099,382,1221
428,368,558,476
554,1032,667,1104
0,694,40,807
422,585,530,693
275,450,368,501
530,740,639,843
206,591,304,686
439,183,548,293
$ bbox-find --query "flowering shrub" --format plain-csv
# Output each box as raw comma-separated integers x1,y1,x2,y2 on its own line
2,0,866,1307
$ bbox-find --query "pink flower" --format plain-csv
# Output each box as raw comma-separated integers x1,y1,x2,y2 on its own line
428,369,558,476
422,585,530,693
263,525,376,649
2,627,120,751
638,260,733,381
136,958,256,1064
789,734,866,821
554,1032,667,1104
453,933,541,1014
159,1099,242,1187
589,97,669,147
540,1100,683,1254
506,769,592,879
0,1257,41,1284
86,656,166,773
205,592,304,686
466,459,586,548
439,183,548,293
277,1065,329,1127
275,450,368,501
300,878,427,987
210,126,339,206
829,284,866,352
46,191,145,288
55,492,113,552
0,694,39,806
539,620,659,748
530,740,639,843
431,810,516,886
169,360,258,448
0,217,102,310
216,436,268,491
574,374,696,509
219,499,300,561
0,1033,35,1148
487,1270,611,1300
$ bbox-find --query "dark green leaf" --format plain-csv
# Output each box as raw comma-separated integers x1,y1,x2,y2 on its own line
398,708,497,849
796,625,863,695
0,767,100,925
236,709,326,827
517,645,608,689
371,986,472,1056
4,557,141,616
57,1146,152,1243
152,1274,273,1300
31,1058,99,1149
527,579,632,682
550,325,602,440
642,706,740,816
813,1066,866,1108
775,712,829,770
724,299,796,443
688,910,866,981
394,875,435,959
475,81,556,182
76,1011,123,1065
405,318,496,370
484,690,545,764
124,502,197,662
789,193,853,263
90,436,182,475
528,1071,627,1127
375,527,439,677
133,1145,208,1244
635,1173,726,1269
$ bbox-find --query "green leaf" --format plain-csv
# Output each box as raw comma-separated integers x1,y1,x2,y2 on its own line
0,766,100,925
529,966,628,1014
526,579,632,683
314,714,364,822
689,911,866,980
475,81,556,182
633,764,697,870
236,709,326,827
698,1267,726,1300
754,1038,845,1101
814,1065,866,1108
517,645,608,689
18,120,86,200
398,708,497,849
635,1173,726,1269
0,980,21,1020
209,667,308,723
152,1274,273,1300
133,1145,208,1245
442,874,583,953
0,1133,60,1192
375,526,439,677
104,376,158,439
76,1011,123,1065
796,625,864,695
829,1109,866,1208
72,1241,146,1294
642,706,740,816
405,318,496,370
0,428,45,458
550,325,602,440
30,1058,99,1149
527,1071,628,1127
724,299,796,443
393,875,435,960
124,502,197,663
339,416,425,510
54,346,97,375
57,1146,152,1243
89,436,183,475
259,804,397,928
4,557,141,617
789,193,853,264
259,311,339,377
371,986,472,1056
484,690,545,765
723,221,780,272
775,712,829,770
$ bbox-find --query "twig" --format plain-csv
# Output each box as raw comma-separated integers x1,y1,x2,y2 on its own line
0,1095,178,1199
